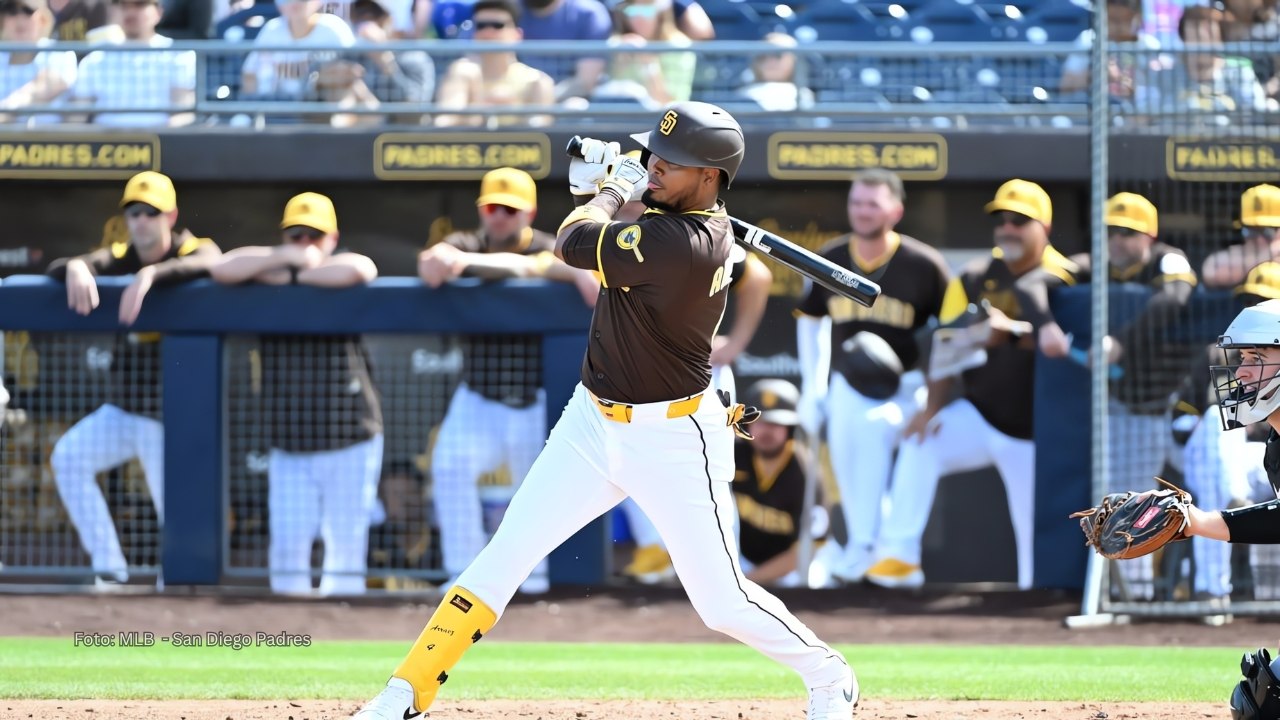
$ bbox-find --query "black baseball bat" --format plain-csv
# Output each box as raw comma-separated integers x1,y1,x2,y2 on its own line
565,136,881,308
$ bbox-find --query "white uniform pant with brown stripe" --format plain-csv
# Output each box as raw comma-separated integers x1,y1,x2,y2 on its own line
456,382,849,687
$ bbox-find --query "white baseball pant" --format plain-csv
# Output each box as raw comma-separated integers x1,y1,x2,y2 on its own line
456,383,850,688
1105,402,1176,600
269,434,383,595
51,403,164,581
875,398,1036,589
618,363,735,552
827,369,925,574
433,384,548,583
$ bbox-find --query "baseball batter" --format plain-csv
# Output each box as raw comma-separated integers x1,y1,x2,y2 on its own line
354,102,857,720
866,179,1080,590
418,167,598,594
46,171,221,585
796,168,949,582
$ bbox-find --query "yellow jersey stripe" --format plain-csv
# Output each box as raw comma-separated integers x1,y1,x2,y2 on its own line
939,277,969,324
595,223,611,288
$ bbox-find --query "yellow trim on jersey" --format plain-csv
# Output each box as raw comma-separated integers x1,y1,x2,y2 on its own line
641,206,729,218
110,241,128,259
1109,262,1145,282
1040,245,1080,285
939,277,969,324
515,226,533,253
595,223,610,288
752,439,795,495
1159,272,1198,286
556,205,611,235
850,231,901,274
177,236,209,257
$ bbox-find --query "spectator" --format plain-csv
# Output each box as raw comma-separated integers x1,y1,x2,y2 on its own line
1059,0,1164,111
672,0,711,40
418,168,597,594
240,0,355,100
1147,5,1271,117
47,0,109,41
1096,192,1197,599
730,379,828,588
45,171,221,586
433,0,554,127
214,0,276,41
734,31,812,112
210,192,384,596
0,0,78,124
1202,184,1280,288
866,180,1081,591
797,169,950,585
594,0,694,107
518,0,611,100
312,0,433,126
71,0,196,126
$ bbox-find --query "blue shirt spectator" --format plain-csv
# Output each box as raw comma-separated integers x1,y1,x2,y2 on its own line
518,0,611,98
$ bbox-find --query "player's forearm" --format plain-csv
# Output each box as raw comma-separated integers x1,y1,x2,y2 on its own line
209,249,292,284
149,240,222,285
1217,499,1280,544
1115,281,1193,351
457,252,536,280
922,375,955,417
47,249,116,280
297,256,377,288
724,261,770,355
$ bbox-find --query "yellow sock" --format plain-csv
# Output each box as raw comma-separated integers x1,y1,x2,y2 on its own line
392,586,497,712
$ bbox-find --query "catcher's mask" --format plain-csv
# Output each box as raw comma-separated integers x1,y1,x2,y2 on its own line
1231,647,1280,720
630,101,745,187
1213,300,1280,431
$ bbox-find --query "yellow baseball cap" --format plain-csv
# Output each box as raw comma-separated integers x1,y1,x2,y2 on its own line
1104,192,1158,237
1241,184,1280,228
280,192,338,234
120,171,176,213
984,178,1052,227
476,167,536,211
1237,261,1280,301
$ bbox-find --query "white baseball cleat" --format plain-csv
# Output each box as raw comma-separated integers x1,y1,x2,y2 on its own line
807,667,859,719
352,677,420,719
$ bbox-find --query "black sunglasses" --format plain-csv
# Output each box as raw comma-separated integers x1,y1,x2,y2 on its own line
991,211,1033,227
0,3,36,15
123,203,162,219
285,227,326,242
481,204,521,216
472,19,510,30
1107,225,1141,237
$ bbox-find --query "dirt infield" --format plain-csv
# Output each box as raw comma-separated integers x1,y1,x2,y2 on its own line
1,585,1263,718
0,699,1229,720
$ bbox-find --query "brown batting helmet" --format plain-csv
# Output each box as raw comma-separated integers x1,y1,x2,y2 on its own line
630,101,745,187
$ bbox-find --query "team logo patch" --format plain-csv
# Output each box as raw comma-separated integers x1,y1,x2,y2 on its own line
617,225,645,262
659,110,679,136
450,594,473,613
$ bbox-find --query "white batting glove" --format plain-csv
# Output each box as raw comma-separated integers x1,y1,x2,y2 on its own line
568,138,620,196
600,155,648,202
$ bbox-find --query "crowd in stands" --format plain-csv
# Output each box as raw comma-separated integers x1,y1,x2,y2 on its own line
2,0,1279,126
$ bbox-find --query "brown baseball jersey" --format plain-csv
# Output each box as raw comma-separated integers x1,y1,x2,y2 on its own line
732,439,820,566
260,334,383,453
1105,242,1197,413
560,204,734,404
46,230,220,418
940,245,1085,439
443,227,557,408
796,232,949,376
51,0,110,42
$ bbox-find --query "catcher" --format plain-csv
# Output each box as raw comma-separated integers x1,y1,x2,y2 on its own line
1073,298,1280,720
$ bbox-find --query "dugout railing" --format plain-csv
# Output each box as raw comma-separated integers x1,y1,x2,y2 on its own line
0,276,599,592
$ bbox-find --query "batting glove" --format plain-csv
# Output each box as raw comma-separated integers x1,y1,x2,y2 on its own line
568,138,620,196
600,155,648,202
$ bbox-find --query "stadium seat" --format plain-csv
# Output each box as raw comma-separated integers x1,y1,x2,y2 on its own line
700,0,768,39
906,0,999,42
795,1,903,41
1022,0,1091,42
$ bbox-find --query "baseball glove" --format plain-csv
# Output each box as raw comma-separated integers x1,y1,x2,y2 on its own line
1069,477,1193,560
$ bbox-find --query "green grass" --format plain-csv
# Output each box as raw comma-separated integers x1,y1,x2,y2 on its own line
0,638,1241,702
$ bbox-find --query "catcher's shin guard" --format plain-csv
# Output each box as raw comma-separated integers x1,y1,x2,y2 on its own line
1230,647,1280,720
392,586,498,713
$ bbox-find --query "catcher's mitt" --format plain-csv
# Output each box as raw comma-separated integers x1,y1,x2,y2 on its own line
1069,477,1193,560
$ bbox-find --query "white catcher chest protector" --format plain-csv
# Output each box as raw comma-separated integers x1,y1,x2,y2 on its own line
1215,299,1280,430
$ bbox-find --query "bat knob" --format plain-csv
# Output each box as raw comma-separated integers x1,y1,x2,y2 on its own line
565,136,584,159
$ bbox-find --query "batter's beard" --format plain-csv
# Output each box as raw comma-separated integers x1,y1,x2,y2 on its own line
642,189,688,214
